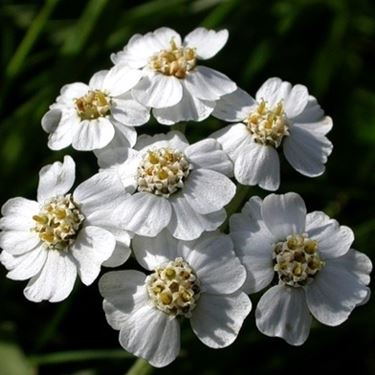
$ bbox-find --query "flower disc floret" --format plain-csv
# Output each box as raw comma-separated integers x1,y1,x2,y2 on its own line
149,39,197,79
273,233,324,287
32,194,85,251
244,100,289,148
74,90,111,120
137,147,191,197
146,257,201,318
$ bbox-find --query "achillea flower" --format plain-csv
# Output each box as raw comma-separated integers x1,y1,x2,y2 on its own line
42,65,149,151
99,230,251,367
97,131,235,240
230,192,372,345
0,156,132,302
212,78,333,191
112,27,236,124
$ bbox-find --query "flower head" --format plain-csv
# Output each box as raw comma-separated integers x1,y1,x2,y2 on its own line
99,230,251,367
211,78,333,191
97,131,236,240
230,192,372,345
112,27,236,124
42,65,149,151
0,156,132,302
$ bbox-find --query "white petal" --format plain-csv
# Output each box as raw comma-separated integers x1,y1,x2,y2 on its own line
153,27,181,48
212,88,256,122
132,74,183,108
234,143,280,191
71,226,115,285
337,249,372,285
295,116,333,136
132,229,178,271
256,285,311,345
60,82,89,101
5,245,47,280
184,169,236,215
153,84,214,125
191,291,251,348
47,113,76,150
255,77,291,107
185,138,233,176
135,131,189,152
72,118,115,151
102,242,131,268
283,123,333,177
112,97,150,126
293,95,325,123
178,232,246,294
184,28,228,59
305,253,370,326
232,235,274,294
305,211,354,259
121,192,172,236
168,196,226,241
284,84,309,118
24,250,77,302
103,64,143,96
74,171,126,215
185,66,236,101
41,108,62,133
111,32,162,68
37,155,75,203
99,270,148,329
0,197,39,231
88,70,108,90
262,192,306,240
119,303,180,368
210,123,253,160
106,122,137,148
0,230,40,255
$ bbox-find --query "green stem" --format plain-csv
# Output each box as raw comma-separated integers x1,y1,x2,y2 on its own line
29,349,132,365
125,357,154,375
5,0,59,79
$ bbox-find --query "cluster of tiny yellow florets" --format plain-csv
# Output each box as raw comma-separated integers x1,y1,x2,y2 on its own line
75,90,111,120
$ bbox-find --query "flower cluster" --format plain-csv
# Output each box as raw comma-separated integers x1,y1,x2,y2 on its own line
0,27,371,368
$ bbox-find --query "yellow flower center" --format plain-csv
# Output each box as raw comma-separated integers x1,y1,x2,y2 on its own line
149,39,197,79
146,257,201,318
273,234,324,287
32,194,85,251
75,90,111,120
137,147,191,197
244,100,289,148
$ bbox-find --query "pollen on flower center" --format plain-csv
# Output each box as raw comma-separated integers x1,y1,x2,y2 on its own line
137,147,191,198
273,233,325,287
149,39,197,79
146,257,201,318
32,194,85,251
244,100,289,148
75,90,111,120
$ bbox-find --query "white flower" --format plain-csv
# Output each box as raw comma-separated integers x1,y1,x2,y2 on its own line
99,230,251,367
111,27,236,125
230,192,372,345
42,64,149,151
97,130,235,240
0,156,132,302
211,78,333,191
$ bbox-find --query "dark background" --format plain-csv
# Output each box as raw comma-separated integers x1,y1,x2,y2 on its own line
0,0,374,374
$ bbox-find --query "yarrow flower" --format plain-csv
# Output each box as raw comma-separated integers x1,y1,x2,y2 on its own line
230,192,372,345
42,64,149,151
99,230,251,367
97,130,235,240
0,156,132,302
211,78,333,191
112,27,236,124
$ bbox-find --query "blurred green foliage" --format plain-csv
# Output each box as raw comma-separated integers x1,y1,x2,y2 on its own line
0,0,374,374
